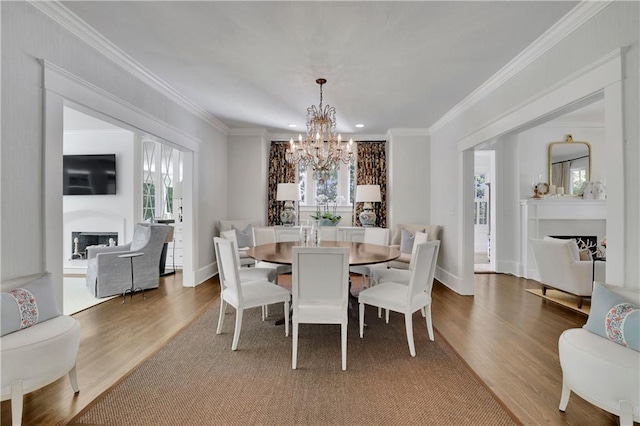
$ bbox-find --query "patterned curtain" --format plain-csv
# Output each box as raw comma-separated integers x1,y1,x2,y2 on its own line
267,142,297,226
355,141,387,228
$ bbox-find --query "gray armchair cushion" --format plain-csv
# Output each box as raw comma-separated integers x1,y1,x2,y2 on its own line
86,224,170,298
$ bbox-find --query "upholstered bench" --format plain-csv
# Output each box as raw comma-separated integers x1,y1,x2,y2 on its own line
558,282,639,425
1,272,81,426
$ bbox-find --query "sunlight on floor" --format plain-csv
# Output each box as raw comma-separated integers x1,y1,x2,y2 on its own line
63,276,116,315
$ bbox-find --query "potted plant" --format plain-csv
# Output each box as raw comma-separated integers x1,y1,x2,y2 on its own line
311,195,343,226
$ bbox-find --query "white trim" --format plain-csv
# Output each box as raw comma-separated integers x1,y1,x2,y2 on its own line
43,60,201,153
435,266,463,295
430,1,612,134
43,62,200,289
457,48,624,152
537,121,604,129
195,262,216,287
386,128,430,136
29,0,228,134
63,129,133,136
456,49,625,289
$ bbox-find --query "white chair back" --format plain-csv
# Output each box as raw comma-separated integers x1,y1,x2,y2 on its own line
220,230,242,265
363,228,389,246
408,231,429,271
213,237,243,303
320,226,338,241
292,246,350,318
253,227,277,245
407,241,440,302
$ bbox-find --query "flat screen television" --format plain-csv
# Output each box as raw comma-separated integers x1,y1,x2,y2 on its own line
63,154,117,195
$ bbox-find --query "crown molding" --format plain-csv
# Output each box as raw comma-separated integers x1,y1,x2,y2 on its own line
429,1,613,134
64,129,133,136
29,0,229,134
537,121,604,129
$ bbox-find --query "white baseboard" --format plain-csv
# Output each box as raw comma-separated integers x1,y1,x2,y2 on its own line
194,262,216,286
435,266,467,295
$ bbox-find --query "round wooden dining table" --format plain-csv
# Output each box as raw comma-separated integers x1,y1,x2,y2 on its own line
245,241,401,266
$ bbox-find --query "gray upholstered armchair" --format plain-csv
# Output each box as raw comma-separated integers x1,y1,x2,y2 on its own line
86,223,171,298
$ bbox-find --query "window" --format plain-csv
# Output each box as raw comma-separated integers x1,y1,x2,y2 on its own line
298,144,356,206
474,173,487,225
570,167,587,195
142,139,182,221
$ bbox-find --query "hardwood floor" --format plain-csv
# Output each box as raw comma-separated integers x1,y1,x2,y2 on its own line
1,272,619,425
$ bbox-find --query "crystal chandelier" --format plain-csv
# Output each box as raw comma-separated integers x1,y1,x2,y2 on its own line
286,78,354,171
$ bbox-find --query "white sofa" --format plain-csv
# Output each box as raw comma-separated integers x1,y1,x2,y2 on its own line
388,223,442,269
1,272,81,426
530,237,605,308
559,282,639,425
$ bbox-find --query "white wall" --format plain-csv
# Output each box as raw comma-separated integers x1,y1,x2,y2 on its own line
516,126,605,199
1,2,228,284
387,130,431,228
226,132,269,225
430,1,639,291
63,128,135,271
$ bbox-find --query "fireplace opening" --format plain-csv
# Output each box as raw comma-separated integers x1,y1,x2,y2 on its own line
549,235,598,256
71,231,118,259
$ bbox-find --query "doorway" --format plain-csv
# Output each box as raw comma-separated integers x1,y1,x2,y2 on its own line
474,150,496,273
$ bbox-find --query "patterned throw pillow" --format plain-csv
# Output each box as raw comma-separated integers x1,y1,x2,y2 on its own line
1,272,61,336
583,282,639,352
233,224,254,249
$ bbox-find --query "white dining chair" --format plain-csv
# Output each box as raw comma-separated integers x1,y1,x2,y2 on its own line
371,231,428,320
320,226,338,241
349,228,390,289
252,227,293,279
358,240,440,357
218,231,278,321
291,246,350,370
213,237,290,350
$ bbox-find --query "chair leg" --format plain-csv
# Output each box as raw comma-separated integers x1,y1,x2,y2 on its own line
421,307,426,318
284,300,290,337
68,363,80,393
231,308,243,351
216,298,227,334
619,400,634,426
405,312,416,357
292,320,299,369
10,381,23,426
385,309,390,324
577,297,583,309
424,304,434,341
341,322,347,371
359,302,365,338
559,379,571,411
378,307,382,318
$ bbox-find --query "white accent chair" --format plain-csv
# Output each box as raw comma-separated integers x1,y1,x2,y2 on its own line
358,241,440,357
86,223,171,298
291,246,350,370
213,237,290,351
252,227,293,279
529,237,604,308
558,283,639,425
349,228,390,288
1,273,81,426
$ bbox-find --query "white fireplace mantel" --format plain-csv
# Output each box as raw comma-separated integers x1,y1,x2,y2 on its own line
520,198,606,279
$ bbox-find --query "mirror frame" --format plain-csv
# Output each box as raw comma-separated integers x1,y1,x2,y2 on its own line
548,134,592,189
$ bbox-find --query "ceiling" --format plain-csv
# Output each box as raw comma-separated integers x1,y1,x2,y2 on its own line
61,1,580,135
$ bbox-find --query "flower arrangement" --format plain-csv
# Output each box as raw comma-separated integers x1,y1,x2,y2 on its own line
311,195,344,225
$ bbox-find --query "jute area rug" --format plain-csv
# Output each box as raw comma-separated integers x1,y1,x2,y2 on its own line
526,288,590,315
71,301,518,426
